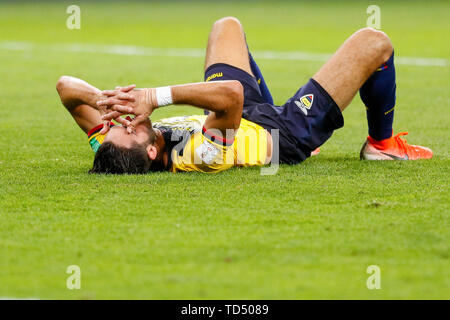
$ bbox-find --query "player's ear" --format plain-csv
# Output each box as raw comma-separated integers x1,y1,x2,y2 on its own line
146,144,158,161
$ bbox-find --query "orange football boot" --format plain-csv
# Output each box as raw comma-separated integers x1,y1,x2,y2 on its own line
360,132,433,160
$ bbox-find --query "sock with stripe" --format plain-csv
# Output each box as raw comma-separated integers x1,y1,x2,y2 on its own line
359,52,396,141
245,36,274,105
248,51,273,104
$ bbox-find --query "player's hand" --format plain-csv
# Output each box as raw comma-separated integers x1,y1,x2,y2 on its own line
98,87,157,133
98,84,136,134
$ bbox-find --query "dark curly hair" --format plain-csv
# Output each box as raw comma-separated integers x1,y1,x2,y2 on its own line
89,141,152,174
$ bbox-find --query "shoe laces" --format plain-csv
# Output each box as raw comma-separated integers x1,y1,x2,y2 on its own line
393,132,409,154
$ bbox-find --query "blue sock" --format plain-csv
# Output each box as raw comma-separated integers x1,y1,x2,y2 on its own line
359,53,396,141
247,47,274,104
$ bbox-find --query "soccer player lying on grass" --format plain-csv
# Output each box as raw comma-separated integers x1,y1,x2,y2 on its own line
56,17,432,174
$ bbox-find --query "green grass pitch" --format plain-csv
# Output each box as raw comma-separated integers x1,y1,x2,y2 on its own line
0,0,448,299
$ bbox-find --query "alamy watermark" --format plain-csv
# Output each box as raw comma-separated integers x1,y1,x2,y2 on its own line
366,5,381,29
66,5,81,30
66,265,81,289
366,265,381,290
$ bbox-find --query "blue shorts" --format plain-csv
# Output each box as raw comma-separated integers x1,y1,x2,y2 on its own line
204,63,344,164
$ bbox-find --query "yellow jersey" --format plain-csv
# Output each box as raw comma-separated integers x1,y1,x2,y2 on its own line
88,115,269,173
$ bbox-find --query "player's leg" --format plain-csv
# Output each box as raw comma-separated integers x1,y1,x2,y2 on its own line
204,17,273,105
313,27,432,160
313,28,393,111
241,29,389,163
248,49,273,104
204,17,253,75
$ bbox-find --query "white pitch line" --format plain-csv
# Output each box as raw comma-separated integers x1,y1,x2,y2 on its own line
0,41,448,67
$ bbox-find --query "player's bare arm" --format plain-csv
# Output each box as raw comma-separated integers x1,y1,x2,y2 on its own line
99,80,244,136
56,76,134,134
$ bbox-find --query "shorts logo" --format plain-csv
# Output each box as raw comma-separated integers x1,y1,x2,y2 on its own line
206,72,223,82
294,94,314,115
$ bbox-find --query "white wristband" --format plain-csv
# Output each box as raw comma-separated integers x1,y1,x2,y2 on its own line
155,86,173,107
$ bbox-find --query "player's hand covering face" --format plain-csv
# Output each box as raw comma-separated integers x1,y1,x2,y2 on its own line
96,84,136,134
97,85,157,133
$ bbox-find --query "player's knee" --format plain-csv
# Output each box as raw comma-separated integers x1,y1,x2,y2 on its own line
212,16,243,32
357,28,393,61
